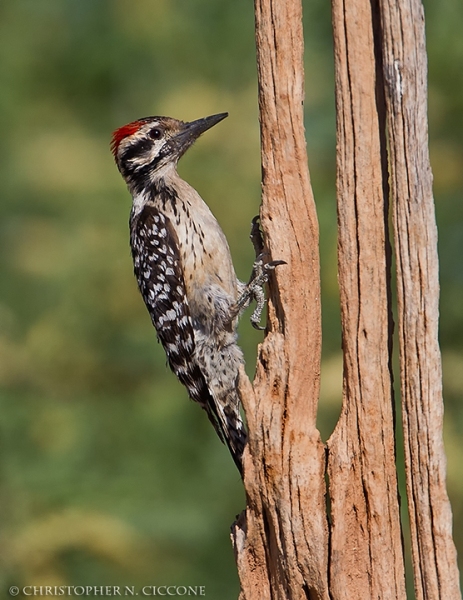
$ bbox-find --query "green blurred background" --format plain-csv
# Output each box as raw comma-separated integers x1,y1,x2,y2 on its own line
0,0,461,597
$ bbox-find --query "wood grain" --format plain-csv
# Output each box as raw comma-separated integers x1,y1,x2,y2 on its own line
231,0,461,597
379,0,461,597
232,0,329,598
327,0,406,596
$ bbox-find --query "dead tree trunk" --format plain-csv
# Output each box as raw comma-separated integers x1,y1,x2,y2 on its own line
327,0,406,594
379,0,461,597
231,0,461,598
232,0,329,596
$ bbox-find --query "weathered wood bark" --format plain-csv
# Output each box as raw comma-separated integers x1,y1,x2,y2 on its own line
379,0,461,598
326,0,407,595
231,0,461,597
231,0,329,598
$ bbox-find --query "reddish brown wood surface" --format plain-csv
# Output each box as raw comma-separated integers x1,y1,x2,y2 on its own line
231,0,328,598
379,0,461,597
326,0,406,597
232,0,461,597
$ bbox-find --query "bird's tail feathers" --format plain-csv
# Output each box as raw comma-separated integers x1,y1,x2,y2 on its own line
206,392,247,475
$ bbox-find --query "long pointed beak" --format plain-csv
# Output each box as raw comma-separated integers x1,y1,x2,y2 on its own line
185,112,228,136
173,113,228,158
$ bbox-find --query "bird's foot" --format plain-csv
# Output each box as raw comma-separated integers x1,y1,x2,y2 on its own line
238,257,286,330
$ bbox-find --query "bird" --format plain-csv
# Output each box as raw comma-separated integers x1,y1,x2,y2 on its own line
111,112,282,474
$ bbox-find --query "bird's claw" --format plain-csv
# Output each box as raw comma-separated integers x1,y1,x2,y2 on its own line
237,249,286,330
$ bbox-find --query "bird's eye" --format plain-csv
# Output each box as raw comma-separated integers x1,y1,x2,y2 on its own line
149,128,163,140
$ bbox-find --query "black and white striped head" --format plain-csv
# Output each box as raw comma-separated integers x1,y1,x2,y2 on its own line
111,113,228,192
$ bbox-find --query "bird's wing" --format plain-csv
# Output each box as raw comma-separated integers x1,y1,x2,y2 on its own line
131,205,206,400
131,205,246,470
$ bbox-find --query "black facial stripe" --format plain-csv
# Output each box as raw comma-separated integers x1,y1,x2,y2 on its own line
120,144,172,195
121,138,153,163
